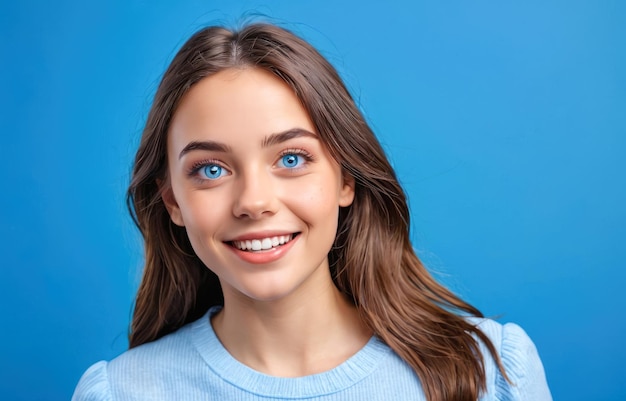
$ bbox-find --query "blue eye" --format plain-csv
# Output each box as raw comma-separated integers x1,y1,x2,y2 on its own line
200,164,225,180
278,153,303,169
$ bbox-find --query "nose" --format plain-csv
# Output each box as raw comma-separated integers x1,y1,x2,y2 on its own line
232,168,278,219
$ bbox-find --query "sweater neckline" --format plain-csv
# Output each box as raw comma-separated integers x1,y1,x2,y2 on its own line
191,306,391,398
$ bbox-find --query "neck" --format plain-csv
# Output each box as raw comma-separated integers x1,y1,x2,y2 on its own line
212,278,371,377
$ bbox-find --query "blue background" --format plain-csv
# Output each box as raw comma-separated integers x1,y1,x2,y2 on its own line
1,1,624,400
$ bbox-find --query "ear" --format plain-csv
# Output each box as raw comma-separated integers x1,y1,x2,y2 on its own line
159,179,185,227
338,171,355,207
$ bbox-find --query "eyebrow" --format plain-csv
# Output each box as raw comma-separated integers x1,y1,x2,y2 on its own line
261,128,317,148
178,128,317,160
178,140,231,159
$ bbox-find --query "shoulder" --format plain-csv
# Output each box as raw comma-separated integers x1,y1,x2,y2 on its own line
72,316,206,401
469,318,552,401
108,319,198,371
72,361,111,401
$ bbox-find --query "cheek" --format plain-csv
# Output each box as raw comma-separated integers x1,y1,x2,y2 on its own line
179,191,229,233
286,179,342,223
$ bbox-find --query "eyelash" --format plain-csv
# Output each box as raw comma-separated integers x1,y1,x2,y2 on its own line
187,158,226,179
186,148,315,181
276,148,315,169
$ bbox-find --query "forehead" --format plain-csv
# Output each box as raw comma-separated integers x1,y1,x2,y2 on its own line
168,68,315,145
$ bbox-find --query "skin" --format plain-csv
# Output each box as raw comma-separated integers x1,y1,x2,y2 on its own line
162,67,371,377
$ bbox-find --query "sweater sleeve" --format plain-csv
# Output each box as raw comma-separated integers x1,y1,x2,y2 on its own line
495,323,552,401
72,361,112,401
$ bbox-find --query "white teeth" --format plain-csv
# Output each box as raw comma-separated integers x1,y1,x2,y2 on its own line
232,235,294,252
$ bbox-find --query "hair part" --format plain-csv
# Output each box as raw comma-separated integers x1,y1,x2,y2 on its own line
127,23,507,401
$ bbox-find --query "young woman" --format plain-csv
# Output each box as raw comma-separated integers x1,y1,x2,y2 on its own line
73,23,552,401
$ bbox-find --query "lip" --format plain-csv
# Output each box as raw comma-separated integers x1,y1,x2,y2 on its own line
225,232,300,265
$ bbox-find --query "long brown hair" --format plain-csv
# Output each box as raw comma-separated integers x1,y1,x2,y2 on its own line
127,23,506,401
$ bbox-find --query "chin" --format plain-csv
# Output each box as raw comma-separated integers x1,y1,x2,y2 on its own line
241,286,299,303
226,276,305,304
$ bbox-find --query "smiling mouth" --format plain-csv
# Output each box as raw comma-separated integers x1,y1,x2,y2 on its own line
229,233,299,252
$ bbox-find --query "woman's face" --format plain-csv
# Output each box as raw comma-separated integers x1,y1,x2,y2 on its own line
163,68,354,304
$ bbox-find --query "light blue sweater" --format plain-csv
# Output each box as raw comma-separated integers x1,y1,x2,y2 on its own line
73,307,552,400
